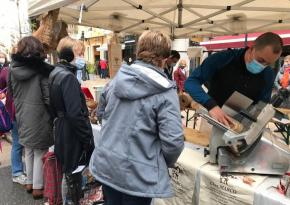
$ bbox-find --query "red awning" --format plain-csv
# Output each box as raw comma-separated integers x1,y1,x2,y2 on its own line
200,30,290,50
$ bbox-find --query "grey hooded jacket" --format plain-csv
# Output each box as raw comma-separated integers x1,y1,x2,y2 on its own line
90,60,184,198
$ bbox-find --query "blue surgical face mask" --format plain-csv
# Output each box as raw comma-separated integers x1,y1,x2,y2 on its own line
75,57,85,69
246,59,266,74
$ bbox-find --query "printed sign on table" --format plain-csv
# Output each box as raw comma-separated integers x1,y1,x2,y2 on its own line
198,164,267,205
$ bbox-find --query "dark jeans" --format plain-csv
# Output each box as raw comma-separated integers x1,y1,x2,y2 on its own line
11,120,24,177
101,69,107,78
103,185,152,205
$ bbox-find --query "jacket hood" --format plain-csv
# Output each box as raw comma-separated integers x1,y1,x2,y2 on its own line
11,54,54,81
56,61,77,74
114,60,175,100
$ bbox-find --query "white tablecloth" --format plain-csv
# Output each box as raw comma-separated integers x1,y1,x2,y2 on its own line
91,124,101,146
155,142,290,205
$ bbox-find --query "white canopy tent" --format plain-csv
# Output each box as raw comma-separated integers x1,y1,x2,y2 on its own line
28,0,290,38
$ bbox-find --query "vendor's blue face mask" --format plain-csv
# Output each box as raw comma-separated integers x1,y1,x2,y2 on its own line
75,57,85,69
246,59,266,74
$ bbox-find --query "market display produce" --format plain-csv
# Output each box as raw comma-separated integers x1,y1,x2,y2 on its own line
229,119,244,133
86,99,98,124
179,92,200,110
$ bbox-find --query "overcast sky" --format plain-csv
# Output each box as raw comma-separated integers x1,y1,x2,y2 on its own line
0,0,30,49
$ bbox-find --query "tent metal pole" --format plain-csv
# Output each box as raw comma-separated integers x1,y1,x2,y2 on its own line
176,20,235,38
118,7,177,32
177,0,183,27
121,0,177,27
85,0,101,9
246,21,280,33
183,10,226,27
16,0,22,38
183,4,290,13
244,33,248,47
184,7,233,33
183,0,254,27
89,5,174,11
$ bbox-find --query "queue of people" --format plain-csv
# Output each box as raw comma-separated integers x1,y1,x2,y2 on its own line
0,30,285,205
0,36,94,204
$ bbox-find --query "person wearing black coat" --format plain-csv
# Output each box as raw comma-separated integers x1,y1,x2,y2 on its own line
9,36,54,199
49,37,94,204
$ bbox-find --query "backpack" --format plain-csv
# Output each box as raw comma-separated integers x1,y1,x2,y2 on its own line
0,98,12,132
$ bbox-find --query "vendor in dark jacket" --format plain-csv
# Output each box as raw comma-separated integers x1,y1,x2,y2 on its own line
164,50,180,80
185,32,283,126
49,36,94,204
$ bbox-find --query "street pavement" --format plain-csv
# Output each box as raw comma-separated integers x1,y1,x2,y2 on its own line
0,139,44,205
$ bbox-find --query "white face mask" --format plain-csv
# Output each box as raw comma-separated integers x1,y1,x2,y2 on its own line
0,58,5,64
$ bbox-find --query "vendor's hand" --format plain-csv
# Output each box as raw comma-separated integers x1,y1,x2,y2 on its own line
209,106,233,127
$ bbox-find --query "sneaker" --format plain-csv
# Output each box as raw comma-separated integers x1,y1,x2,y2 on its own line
12,174,27,185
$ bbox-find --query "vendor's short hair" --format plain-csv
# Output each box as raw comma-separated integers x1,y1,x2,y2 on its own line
73,40,85,57
254,32,283,54
170,50,180,60
17,36,45,58
136,30,171,67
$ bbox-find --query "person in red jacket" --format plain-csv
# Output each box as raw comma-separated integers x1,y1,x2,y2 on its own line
174,59,188,93
99,59,107,79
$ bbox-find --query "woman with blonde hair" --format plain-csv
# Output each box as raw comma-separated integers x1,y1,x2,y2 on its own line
174,59,188,92
73,40,86,82
49,36,93,204
90,30,184,205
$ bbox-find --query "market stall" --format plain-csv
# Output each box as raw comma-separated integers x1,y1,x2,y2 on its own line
28,0,290,38
155,143,290,205
27,1,290,205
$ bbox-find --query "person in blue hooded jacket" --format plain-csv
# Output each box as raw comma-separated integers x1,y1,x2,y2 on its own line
185,32,283,126
90,30,184,205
